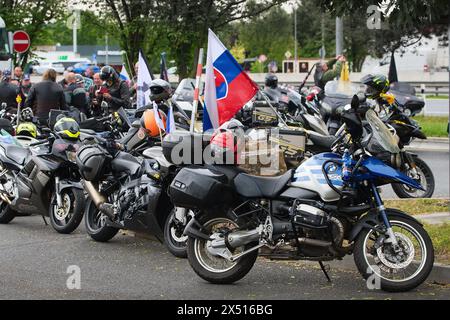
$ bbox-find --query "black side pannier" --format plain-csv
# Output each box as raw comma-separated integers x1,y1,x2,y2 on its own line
76,145,110,181
162,131,212,165
169,167,233,209
0,119,14,135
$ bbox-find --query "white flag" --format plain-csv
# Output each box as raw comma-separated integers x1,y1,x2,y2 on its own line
152,101,165,130
137,51,153,108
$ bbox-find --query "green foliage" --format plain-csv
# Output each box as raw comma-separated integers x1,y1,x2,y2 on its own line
424,223,450,264
414,115,449,137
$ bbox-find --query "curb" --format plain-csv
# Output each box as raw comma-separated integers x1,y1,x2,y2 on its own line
407,138,449,152
285,255,450,285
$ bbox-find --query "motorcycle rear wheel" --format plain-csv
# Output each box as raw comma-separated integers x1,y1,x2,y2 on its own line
84,200,119,242
0,201,16,224
187,214,258,284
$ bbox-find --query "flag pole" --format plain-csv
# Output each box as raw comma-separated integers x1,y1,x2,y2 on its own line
190,48,204,133
259,90,288,127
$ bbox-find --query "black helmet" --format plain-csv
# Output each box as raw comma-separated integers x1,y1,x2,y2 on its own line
54,117,80,140
361,74,390,99
100,65,119,83
265,74,278,89
149,79,173,102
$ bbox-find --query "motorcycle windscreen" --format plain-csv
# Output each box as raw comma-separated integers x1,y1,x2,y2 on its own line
365,109,400,154
361,156,424,191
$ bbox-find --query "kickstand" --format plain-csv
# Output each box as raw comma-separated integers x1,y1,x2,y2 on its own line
318,261,331,282
42,216,48,226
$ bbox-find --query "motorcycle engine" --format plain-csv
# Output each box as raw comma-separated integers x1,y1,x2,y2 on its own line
292,204,327,227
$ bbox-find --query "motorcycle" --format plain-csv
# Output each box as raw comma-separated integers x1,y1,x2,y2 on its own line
75,138,173,243
0,128,85,234
169,95,434,292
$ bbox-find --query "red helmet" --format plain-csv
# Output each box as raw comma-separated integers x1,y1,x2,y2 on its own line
209,120,244,164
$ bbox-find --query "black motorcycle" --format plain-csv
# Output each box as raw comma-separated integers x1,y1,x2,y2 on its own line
0,132,85,234
75,140,172,243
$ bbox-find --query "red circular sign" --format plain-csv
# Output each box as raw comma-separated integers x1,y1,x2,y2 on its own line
13,30,30,53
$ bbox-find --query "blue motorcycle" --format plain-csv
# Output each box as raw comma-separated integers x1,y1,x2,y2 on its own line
169,95,434,292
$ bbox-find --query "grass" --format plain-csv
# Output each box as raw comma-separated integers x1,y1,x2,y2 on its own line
425,95,449,100
424,223,450,264
414,115,449,137
384,198,450,215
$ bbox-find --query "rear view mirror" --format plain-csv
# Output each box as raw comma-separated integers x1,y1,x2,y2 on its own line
351,95,360,110
131,120,141,128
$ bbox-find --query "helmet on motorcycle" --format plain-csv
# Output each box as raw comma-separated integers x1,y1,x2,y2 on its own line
361,74,390,99
16,122,37,138
20,107,34,122
149,79,173,102
54,117,80,140
140,109,167,137
209,120,245,165
100,65,119,85
265,74,278,89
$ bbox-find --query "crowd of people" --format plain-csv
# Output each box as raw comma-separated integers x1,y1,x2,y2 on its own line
0,64,132,124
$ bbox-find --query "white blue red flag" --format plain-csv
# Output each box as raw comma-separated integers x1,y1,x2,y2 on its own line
152,101,165,130
203,29,258,131
119,64,130,81
166,103,176,133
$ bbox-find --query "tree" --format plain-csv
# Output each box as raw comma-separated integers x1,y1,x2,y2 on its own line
0,0,66,68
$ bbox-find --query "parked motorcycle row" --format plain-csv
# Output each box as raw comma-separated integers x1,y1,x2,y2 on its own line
0,75,435,293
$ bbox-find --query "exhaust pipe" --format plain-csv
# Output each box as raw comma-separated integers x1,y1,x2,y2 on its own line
82,180,115,219
298,238,331,247
226,229,261,249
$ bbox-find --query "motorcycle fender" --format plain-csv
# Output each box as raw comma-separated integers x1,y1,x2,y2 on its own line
348,208,422,242
183,217,212,241
58,180,84,193
142,184,165,242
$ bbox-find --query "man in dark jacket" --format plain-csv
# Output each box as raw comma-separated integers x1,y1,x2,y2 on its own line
314,55,346,89
99,65,131,111
25,68,67,124
0,70,19,113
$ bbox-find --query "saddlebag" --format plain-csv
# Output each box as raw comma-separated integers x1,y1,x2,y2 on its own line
162,131,211,165
169,167,232,209
76,145,110,181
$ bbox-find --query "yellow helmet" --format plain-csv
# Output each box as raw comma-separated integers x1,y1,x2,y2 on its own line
16,122,37,138
54,117,80,140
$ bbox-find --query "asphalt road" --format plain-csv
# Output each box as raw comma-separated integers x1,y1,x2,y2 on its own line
382,150,449,199
0,216,449,300
424,99,449,116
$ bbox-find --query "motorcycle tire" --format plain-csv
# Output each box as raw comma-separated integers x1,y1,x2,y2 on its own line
187,213,258,284
354,214,434,292
84,199,119,242
164,209,188,258
0,202,16,224
392,156,435,198
49,188,85,234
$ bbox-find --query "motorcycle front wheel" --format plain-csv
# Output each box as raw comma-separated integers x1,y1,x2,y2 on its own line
187,214,258,284
164,208,192,258
49,188,85,234
0,201,16,224
354,215,434,292
84,200,119,242
392,156,435,198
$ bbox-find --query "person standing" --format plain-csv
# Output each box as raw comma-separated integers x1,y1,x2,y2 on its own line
13,66,23,82
314,55,346,89
18,74,33,107
0,70,19,113
89,72,103,116
25,68,67,125
99,65,131,111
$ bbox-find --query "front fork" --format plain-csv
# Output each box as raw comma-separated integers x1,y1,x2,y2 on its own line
402,151,419,179
55,176,63,208
370,183,398,246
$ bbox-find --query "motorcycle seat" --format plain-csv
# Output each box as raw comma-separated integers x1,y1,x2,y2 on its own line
0,144,30,165
234,169,292,199
308,133,336,150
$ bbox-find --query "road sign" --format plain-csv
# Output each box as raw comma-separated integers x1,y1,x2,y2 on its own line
12,30,30,53
284,51,292,59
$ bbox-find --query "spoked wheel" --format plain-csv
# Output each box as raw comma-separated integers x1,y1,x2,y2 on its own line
84,200,119,242
164,208,194,258
49,188,85,234
354,216,434,292
187,216,258,284
0,201,16,224
392,157,435,198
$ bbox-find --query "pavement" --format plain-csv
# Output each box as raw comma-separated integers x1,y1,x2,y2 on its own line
423,99,449,116
415,212,450,225
0,216,449,300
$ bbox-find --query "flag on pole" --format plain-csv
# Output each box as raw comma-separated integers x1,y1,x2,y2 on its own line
119,64,130,81
136,50,155,108
152,101,166,130
160,52,169,82
203,29,259,131
166,103,176,133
